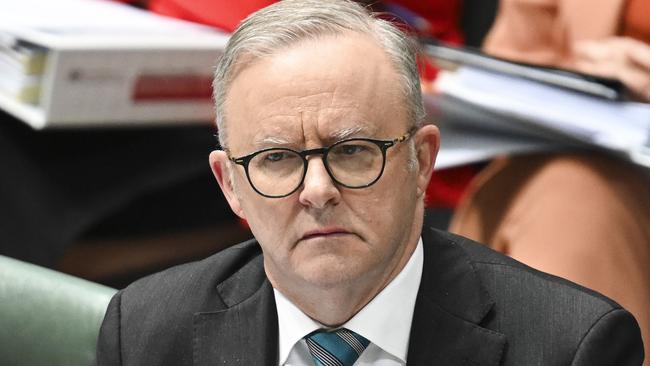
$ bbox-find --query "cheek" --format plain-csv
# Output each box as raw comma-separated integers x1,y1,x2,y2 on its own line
345,184,411,234
368,174,418,227
237,192,295,245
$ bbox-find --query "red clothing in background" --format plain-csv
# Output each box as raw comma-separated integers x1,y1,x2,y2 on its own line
146,0,463,42
148,0,276,32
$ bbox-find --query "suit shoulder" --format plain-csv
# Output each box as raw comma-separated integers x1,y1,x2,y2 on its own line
436,229,621,310
123,239,261,299
100,239,265,363
117,238,264,322
426,229,643,364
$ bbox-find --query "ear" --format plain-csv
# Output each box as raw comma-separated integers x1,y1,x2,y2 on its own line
414,124,440,198
209,150,246,219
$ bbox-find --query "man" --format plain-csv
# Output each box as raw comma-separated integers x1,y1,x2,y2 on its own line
96,0,644,365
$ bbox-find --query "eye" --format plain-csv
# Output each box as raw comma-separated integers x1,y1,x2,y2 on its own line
338,144,367,155
263,151,291,162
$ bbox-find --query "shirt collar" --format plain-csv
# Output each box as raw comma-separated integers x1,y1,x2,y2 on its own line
275,287,322,365
274,238,424,364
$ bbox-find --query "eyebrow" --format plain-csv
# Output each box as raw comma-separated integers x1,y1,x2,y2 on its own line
253,135,292,147
328,125,371,141
251,124,374,149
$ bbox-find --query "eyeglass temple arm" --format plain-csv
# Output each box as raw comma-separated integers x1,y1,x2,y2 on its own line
391,126,418,144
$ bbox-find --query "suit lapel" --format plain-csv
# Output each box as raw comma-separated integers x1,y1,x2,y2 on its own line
407,228,506,365
193,254,279,366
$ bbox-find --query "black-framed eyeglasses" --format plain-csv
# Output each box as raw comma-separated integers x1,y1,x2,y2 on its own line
226,127,417,198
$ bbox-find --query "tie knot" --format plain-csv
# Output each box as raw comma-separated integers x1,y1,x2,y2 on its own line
305,328,370,366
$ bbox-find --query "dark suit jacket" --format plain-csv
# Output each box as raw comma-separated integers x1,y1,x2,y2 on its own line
96,228,644,365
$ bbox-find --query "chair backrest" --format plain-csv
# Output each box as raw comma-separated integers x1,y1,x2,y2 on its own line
0,255,117,366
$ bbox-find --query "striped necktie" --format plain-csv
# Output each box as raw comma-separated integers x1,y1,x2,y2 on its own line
305,328,370,366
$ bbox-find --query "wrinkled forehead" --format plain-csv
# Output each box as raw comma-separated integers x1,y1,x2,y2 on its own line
223,33,409,152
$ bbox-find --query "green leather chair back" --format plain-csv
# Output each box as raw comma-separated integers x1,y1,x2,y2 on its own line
0,255,117,366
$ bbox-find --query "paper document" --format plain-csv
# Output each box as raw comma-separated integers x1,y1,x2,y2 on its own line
436,67,650,166
434,124,562,170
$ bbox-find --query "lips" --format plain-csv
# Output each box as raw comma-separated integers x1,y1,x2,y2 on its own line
300,227,352,241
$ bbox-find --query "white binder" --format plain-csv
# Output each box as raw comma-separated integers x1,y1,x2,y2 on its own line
0,0,229,129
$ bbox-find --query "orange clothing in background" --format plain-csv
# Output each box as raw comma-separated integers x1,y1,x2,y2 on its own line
622,0,650,43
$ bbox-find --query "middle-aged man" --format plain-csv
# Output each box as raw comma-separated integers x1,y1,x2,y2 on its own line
96,0,644,365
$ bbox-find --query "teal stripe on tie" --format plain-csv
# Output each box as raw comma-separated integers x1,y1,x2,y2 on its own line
306,328,370,366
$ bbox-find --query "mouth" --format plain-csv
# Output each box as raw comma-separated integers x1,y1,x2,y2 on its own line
300,227,353,241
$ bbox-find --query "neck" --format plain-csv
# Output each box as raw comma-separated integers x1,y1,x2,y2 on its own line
286,286,375,327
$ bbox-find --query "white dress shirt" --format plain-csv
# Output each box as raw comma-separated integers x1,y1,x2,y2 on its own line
274,238,424,366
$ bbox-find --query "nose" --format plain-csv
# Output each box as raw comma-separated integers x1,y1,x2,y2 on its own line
298,156,340,209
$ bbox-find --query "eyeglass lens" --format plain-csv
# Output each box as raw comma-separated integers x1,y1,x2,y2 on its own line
247,139,384,197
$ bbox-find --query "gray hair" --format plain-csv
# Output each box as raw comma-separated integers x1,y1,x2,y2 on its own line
213,0,425,149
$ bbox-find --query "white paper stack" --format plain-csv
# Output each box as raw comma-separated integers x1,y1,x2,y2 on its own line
0,38,47,104
436,67,650,168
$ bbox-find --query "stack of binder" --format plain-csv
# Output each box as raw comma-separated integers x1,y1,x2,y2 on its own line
0,0,229,129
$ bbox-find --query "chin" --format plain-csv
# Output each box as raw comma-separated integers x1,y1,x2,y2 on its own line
296,256,368,289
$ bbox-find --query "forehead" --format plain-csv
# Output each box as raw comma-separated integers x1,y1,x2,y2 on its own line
223,32,409,151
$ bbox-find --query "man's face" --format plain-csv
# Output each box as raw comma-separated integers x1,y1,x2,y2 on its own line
210,32,438,300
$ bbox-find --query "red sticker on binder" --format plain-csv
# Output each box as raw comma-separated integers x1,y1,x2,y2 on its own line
132,74,213,101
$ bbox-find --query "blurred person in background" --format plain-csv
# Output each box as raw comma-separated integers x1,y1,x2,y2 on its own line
449,0,650,361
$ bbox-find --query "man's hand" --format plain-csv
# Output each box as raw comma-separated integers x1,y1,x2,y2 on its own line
571,37,650,102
